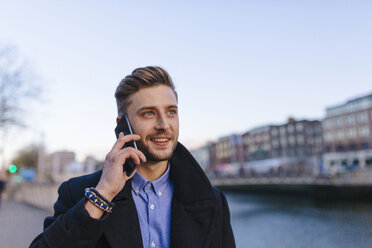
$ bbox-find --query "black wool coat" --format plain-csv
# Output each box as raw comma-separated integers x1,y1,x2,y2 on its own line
30,143,236,248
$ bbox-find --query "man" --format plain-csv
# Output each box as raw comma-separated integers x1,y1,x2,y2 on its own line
0,177,5,208
30,66,235,248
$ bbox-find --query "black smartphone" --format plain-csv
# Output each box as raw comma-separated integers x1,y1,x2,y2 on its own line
114,113,138,176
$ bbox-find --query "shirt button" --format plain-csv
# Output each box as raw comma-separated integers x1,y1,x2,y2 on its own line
150,203,155,210
146,184,151,190
151,241,156,247
158,191,162,196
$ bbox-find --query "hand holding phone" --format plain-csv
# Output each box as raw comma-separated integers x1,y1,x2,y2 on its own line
88,130,145,219
114,113,139,176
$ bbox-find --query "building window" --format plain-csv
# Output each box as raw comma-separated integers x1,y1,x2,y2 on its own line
361,142,369,149
357,112,368,123
263,143,271,151
352,158,359,167
323,120,330,130
336,130,345,141
366,156,372,167
297,147,305,156
336,117,343,127
296,123,304,131
289,136,295,145
349,144,356,151
324,132,334,142
280,138,287,147
341,159,348,167
326,146,331,152
272,139,279,148
248,146,256,153
346,128,357,139
287,125,294,133
345,115,355,126
336,145,344,152
314,126,322,134
358,126,370,137
297,135,304,145
271,128,278,136
280,127,286,136
306,128,313,135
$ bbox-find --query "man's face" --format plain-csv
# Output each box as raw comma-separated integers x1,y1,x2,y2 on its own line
125,85,179,163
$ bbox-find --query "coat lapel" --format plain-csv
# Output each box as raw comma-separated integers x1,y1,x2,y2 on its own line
170,143,219,248
103,181,143,248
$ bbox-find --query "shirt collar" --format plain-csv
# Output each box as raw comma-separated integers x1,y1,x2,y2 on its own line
131,163,171,197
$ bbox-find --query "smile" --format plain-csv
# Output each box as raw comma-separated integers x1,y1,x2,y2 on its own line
152,138,169,142
151,137,171,146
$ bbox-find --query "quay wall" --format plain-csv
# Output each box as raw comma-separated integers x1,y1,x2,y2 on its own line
212,176,372,200
12,183,59,213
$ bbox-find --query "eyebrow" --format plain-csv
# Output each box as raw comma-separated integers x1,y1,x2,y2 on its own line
136,105,178,113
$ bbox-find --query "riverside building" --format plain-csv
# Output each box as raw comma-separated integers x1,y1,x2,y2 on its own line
322,93,372,173
243,119,323,176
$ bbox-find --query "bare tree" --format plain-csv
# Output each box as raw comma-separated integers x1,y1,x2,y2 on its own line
0,46,41,130
0,46,42,168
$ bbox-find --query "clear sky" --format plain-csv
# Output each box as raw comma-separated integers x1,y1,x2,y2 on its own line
0,0,371,164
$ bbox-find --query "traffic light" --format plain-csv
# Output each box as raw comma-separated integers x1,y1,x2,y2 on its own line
8,164,17,173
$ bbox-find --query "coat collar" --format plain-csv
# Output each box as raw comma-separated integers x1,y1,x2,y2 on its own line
104,142,218,248
169,143,218,248
170,142,216,203
112,142,217,203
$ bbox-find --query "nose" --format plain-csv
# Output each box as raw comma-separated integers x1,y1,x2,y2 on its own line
155,112,170,131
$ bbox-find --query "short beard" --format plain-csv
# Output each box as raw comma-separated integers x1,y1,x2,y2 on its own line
136,139,177,163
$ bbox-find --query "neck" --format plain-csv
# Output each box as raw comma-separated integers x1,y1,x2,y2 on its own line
137,160,169,181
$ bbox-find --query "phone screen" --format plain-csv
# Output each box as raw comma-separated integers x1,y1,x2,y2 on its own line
114,113,138,176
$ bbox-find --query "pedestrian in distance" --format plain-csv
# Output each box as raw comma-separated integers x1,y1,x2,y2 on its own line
0,176,6,208
30,66,235,248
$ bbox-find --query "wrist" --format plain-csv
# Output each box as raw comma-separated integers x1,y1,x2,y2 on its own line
95,184,116,202
84,200,104,219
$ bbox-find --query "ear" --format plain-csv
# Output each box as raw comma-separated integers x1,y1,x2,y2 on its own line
116,117,121,125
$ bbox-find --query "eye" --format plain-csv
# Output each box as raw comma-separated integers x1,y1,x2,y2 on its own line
143,111,155,117
168,109,177,116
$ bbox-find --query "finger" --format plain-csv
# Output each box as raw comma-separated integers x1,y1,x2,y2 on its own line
111,133,141,153
124,147,146,165
127,150,142,165
110,133,141,153
107,147,141,166
135,149,147,163
116,147,146,164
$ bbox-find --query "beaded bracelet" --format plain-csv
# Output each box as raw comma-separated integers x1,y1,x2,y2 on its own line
88,188,115,209
85,188,113,213
87,190,109,208
89,187,115,208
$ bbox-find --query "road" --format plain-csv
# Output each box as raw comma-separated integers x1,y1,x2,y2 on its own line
0,201,50,248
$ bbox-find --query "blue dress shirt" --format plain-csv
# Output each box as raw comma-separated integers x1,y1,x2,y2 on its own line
131,164,174,248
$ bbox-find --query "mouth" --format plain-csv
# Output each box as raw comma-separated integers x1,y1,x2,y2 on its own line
150,137,171,146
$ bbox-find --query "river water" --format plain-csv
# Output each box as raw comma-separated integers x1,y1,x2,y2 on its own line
225,192,372,248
